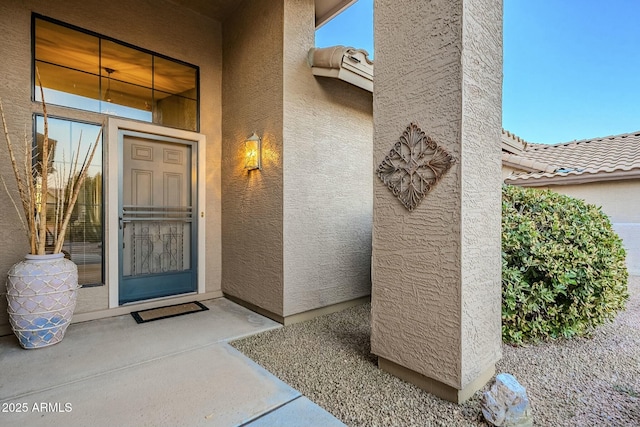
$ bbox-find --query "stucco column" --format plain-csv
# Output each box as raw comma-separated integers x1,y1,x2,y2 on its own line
371,0,503,403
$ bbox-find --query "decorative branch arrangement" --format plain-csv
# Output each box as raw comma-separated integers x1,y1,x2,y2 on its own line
0,72,102,255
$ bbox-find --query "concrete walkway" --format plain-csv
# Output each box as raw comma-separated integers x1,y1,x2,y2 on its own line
0,298,345,427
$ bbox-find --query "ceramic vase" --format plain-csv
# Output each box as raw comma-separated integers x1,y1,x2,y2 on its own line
6,253,78,349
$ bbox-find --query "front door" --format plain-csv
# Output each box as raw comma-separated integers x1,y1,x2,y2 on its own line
119,131,197,304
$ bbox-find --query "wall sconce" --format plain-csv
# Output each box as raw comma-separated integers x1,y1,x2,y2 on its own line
244,132,262,170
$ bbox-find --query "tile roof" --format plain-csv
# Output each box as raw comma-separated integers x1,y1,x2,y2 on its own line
500,130,556,173
500,129,527,154
504,130,640,186
308,46,373,92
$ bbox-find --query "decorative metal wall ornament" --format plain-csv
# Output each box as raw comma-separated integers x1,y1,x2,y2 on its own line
377,123,456,211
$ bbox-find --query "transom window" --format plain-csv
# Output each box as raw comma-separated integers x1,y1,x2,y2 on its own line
33,15,199,132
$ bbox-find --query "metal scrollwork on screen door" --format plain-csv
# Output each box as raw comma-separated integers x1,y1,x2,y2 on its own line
131,222,185,275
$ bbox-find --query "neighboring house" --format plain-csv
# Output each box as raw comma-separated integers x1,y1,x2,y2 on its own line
501,130,640,275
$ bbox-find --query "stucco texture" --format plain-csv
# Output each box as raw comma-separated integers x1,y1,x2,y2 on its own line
0,0,222,329
221,0,372,318
282,0,373,317
222,0,286,315
542,181,640,224
371,0,502,391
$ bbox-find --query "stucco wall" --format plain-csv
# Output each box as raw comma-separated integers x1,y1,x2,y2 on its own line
222,0,373,318
502,164,524,180
460,0,503,389
282,0,373,316
371,0,502,391
221,0,285,315
0,0,222,329
613,224,640,276
544,181,640,223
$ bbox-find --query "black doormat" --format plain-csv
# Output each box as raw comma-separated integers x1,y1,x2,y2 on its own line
131,301,209,324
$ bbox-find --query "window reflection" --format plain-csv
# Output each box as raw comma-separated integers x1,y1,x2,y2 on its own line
36,117,103,286
34,16,198,131
154,57,198,131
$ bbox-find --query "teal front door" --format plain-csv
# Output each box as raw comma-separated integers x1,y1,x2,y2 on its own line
119,131,197,304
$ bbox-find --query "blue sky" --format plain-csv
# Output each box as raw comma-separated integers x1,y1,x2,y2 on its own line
316,0,640,144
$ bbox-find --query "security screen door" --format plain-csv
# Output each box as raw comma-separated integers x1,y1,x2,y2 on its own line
119,132,197,304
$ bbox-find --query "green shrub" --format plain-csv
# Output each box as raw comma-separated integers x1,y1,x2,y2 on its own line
502,185,628,344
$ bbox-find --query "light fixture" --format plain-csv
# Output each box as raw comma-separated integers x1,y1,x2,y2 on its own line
104,67,115,103
244,132,262,170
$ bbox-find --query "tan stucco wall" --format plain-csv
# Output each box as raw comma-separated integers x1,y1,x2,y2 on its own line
0,0,222,328
221,0,285,315
542,181,640,223
371,0,502,392
282,0,373,316
221,0,373,318
502,164,525,180
459,0,503,389
613,224,640,276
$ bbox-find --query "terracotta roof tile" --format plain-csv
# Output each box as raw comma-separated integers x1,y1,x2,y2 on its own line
504,130,640,185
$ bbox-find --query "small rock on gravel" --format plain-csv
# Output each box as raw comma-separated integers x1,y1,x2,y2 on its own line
481,373,532,427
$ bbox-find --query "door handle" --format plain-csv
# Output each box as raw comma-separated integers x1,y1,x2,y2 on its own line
119,216,123,230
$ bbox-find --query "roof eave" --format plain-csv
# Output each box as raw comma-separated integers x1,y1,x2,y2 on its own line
315,0,357,28
501,159,540,174
308,46,373,92
505,169,640,187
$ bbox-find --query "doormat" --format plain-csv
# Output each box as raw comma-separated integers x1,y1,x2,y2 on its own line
131,301,209,324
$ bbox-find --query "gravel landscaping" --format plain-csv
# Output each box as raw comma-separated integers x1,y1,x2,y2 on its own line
231,276,640,426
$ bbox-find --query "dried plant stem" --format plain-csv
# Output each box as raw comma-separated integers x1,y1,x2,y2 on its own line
0,103,29,215
0,99,35,253
1,67,103,255
0,169,26,233
53,155,66,246
53,129,101,254
26,129,37,254
36,69,50,255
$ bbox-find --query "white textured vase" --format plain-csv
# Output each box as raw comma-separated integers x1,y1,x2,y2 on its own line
6,253,79,349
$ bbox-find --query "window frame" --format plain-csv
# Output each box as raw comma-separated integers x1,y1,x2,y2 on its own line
31,13,201,133
32,113,105,287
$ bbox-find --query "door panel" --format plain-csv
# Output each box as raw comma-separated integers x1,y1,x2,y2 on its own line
131,170,152,205
164,173,182,206
119,134,196,304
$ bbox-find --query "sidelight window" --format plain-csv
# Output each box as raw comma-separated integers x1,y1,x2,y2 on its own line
35,116,103,286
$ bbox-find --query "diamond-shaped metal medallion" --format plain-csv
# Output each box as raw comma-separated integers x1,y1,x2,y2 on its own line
377,123,455,211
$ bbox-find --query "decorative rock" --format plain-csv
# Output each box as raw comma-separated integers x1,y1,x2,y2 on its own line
481,373,532,427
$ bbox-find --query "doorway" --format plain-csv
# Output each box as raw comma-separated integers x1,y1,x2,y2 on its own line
107,119,206,307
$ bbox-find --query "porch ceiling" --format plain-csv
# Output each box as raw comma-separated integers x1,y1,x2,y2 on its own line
167,0,356,27
165,0,239,22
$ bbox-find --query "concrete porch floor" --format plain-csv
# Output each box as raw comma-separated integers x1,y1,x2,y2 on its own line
0,298,345,427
